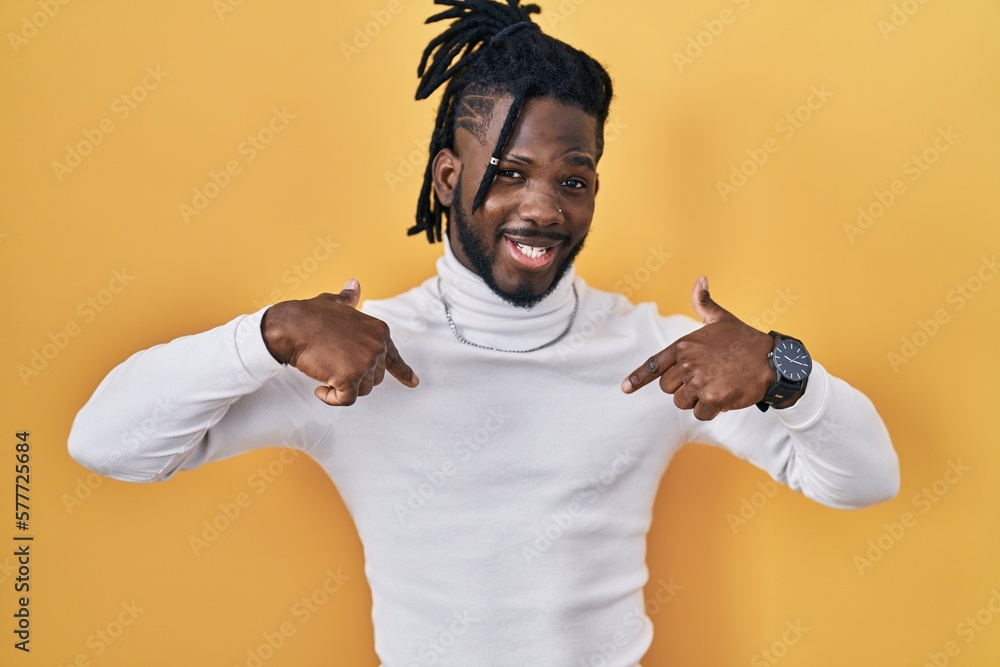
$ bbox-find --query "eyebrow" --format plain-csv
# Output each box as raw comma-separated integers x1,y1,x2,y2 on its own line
503,152,597,171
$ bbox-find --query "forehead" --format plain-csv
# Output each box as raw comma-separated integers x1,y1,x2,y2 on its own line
454,95,599,162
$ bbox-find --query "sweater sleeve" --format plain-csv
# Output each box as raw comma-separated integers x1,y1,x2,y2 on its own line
67,307,333,483
656,313,900,510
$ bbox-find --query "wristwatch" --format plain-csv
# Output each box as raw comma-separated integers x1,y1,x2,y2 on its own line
756,331,812,412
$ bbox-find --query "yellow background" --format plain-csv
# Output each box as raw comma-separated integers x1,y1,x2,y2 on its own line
2,0,998,664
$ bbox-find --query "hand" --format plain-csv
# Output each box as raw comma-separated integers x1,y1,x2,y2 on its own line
621,276,785,421
261,279,419,406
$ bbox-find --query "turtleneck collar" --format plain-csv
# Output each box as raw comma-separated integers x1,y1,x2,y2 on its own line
433,234,579,350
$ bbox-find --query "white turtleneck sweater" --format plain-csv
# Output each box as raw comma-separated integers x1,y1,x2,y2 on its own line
68,239,899,667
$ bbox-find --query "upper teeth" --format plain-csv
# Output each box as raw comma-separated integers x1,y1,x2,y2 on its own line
515,243,547,258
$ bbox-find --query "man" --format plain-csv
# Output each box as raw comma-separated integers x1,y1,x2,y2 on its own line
68,1,899,665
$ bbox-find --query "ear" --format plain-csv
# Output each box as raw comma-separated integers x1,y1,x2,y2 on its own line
431,148,461,207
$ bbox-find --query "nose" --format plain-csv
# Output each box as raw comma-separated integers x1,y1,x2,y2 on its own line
516,182,564,226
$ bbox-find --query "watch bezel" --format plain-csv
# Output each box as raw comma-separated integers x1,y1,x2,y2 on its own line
756,331,812,412
770,337,812,382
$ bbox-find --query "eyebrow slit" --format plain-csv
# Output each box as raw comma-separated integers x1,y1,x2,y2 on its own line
504,153,533,165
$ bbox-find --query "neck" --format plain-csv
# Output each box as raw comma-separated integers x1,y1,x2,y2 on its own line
435,235,578,350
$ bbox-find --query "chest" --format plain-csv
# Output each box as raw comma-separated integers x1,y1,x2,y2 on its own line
315,342,683,521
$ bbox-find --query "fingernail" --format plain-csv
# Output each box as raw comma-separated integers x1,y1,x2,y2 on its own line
700,276,708,291
344,278,359,290
621,378,633,393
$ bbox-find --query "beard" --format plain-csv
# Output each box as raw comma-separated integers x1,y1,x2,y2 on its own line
450,178,587,309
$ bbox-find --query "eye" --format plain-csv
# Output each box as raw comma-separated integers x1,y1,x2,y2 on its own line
497,169,523,180
562,178,587,189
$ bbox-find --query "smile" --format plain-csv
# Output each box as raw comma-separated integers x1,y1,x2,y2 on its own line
515,242,547,258
503,235,561,270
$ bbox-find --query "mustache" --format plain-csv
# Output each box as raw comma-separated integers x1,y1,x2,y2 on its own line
497,228,570,242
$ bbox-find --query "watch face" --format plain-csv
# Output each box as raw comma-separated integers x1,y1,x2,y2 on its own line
772,339,812,382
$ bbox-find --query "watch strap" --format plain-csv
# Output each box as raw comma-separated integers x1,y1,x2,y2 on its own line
755,376,804,411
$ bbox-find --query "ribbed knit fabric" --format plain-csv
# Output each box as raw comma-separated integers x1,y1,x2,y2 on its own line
68,238,899,666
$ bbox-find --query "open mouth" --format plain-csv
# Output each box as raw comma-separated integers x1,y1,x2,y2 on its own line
513,241,549,258
503,235,561,269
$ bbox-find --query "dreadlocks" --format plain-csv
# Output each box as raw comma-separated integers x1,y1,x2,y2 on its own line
408,0,614,243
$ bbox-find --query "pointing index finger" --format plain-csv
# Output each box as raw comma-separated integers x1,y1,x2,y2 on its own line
385,337,419,388
622,344,677,393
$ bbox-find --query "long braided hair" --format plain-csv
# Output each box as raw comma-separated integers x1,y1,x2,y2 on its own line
409,0,614,243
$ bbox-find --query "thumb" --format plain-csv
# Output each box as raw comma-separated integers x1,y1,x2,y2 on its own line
339,278,361,308
690,275,731,324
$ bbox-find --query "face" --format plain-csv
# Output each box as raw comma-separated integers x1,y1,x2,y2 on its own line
433,95,600,308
